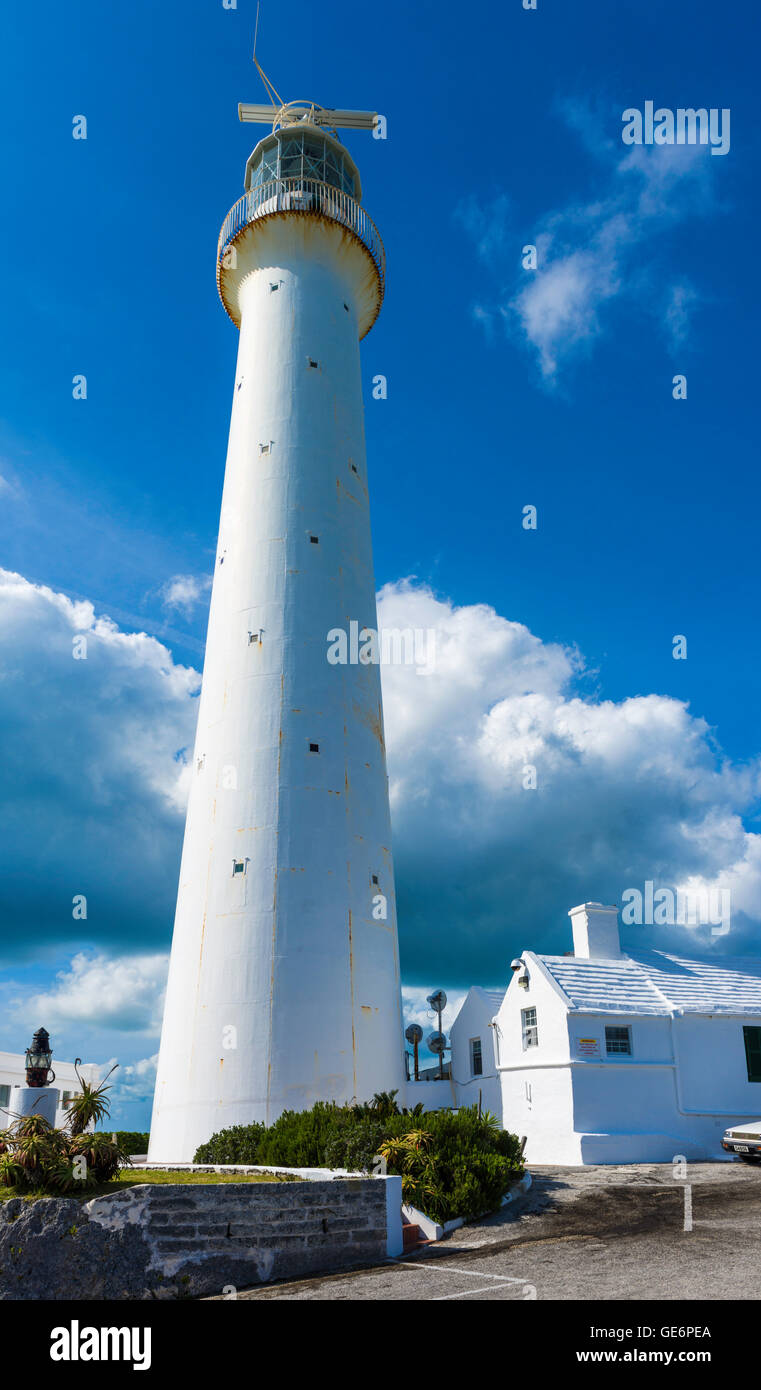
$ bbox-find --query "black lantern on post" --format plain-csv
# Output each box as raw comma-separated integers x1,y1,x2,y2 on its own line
24,1028,55,1088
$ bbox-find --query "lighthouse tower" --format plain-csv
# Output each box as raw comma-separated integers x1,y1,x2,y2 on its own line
148,100,405,1162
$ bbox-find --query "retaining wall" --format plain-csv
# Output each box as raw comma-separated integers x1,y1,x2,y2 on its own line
0,1175,402,1301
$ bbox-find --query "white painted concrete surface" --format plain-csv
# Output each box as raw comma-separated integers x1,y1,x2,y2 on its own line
150,141,404,1161
448,986,504,1119
9,1086,58,1126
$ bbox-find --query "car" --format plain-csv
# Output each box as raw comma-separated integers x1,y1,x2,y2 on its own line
721,1120,761,1162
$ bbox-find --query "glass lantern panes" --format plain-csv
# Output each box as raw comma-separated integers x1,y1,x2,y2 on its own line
279,136,303,177
248,131,356,198
261,145,280,181
303,138,324,177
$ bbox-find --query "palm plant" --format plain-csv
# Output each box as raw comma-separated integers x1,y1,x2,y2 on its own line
369,1090,400,1119
65,1060,118,1136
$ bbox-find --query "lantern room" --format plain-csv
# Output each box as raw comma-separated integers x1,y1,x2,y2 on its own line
244,124,362,201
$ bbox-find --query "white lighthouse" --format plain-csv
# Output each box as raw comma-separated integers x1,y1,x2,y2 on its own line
148,99,405,1162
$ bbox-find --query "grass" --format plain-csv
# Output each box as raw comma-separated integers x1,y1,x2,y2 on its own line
0,1168,301,1203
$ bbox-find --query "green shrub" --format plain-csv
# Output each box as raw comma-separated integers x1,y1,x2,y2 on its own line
95,1131,149,1153
324,1117,387,1172
194,1122,266,1165
194,1100,523,1223
257,1102,346,1167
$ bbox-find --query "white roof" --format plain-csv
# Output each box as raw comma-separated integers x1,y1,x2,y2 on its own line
475,987,507,1012
537,949,761,1017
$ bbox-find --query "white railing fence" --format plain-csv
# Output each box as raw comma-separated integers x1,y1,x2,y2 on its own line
217,178,385,289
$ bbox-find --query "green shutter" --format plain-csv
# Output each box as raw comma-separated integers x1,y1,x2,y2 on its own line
743,1026,761,1083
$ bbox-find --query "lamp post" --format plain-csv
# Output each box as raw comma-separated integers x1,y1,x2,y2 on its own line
12,1027,59,1126
24,1028,55,1088
405,1024,423,1082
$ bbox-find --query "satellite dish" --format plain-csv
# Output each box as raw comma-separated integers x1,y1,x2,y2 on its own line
405,1024,423,1044
426,989,447,1013
427,1031,447,1055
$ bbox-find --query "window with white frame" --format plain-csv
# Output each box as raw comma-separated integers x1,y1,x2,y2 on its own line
469,1037,483,1077
0,1083,10,1113
605,1025,632,1056
521,1006,538,1049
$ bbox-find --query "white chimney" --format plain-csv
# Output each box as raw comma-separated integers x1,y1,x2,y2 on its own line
569,902,621,959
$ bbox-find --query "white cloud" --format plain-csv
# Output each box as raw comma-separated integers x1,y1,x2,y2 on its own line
377,581,761,975
18,953,168,1033
160,572,212,617
0,471,20,499
90,1053,159,1123
1,566,759,1006
454,193,512,262
664,281,700,350
0,568,199,957
461,109,724,382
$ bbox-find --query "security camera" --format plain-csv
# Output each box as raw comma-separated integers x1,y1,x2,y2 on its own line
510,958,524,972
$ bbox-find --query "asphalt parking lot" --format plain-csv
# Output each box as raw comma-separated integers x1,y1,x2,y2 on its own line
214,1160,761,1301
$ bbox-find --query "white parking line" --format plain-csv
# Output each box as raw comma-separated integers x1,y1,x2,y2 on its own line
391,1260,527,1283
390,1258,532,1300
432,1282,528,1301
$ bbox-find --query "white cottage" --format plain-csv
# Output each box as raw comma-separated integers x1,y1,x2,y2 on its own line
448,987,504,1120
494,903,761,1164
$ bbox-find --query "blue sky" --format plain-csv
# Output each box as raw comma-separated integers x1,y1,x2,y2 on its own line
1,0,759,1127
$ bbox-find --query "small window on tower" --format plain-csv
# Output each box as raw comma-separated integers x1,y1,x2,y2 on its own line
344,303,350,313
232,859,247,876
309,535,319,545
371,874,379,886
307,358,319,369
270,281,280,292
248,630,262,645
350,462,358,475
259,441,272,455
309,742,320,753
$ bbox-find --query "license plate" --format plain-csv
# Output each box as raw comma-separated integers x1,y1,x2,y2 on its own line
734,1144,750,1152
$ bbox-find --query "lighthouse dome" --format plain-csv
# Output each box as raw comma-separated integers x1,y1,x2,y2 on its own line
244,123,361,201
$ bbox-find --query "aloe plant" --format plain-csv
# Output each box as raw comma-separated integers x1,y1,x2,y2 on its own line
0,1063,128,1194
65,1060,118,1136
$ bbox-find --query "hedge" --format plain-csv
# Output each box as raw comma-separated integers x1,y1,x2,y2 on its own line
95,1131,150,1153
194,1097,523,1224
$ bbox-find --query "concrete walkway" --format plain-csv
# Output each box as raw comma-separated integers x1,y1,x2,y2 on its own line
205,1159,761,1300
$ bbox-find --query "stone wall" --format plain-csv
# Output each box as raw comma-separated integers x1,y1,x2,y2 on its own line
0,1176,401,1301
